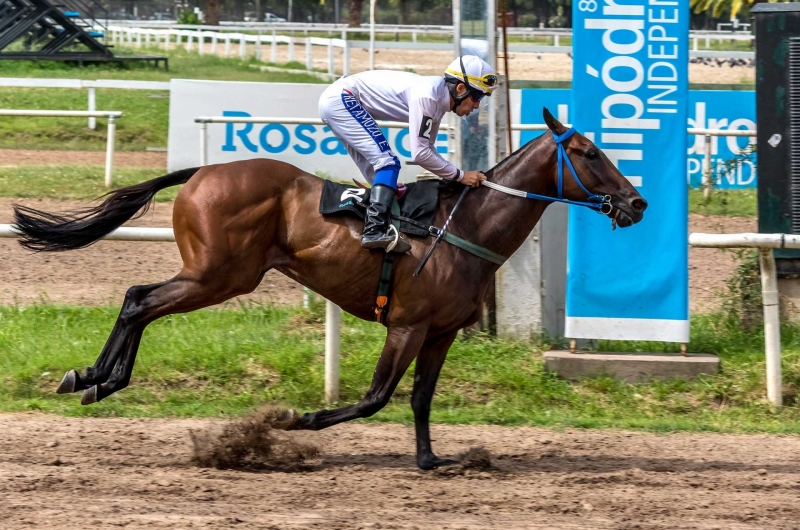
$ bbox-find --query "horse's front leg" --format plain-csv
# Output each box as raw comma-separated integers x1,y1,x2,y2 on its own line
411,330,459,470
288,324,427,431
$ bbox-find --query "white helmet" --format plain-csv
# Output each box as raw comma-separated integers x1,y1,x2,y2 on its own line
444,55,498,96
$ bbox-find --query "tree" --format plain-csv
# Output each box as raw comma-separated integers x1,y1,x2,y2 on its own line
349,0,363,26
205,0,221,25
690,0,784,19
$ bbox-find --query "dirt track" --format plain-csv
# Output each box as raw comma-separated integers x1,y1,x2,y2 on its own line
0,197,304,307
2,413,800,529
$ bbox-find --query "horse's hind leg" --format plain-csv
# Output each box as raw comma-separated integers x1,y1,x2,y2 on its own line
77,272,259,405
56,281,170,394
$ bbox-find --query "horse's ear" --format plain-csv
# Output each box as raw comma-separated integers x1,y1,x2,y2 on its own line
543,107,567,135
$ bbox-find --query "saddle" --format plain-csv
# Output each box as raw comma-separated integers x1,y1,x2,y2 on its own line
318,179,506,324
319,179,440,237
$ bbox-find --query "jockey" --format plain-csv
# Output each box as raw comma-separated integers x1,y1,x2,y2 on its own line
318,55,497,253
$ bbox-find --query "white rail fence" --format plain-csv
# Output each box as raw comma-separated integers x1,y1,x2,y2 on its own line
689,233,800,407
107,25,754,75
0,223,343,404
0,78,169,130
110,26,349,76
110,20,755,50
0,109,122,188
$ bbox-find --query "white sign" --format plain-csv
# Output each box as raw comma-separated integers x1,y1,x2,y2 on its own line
168,79,450,183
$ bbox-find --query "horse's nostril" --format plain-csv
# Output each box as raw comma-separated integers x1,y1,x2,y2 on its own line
631,198,648,212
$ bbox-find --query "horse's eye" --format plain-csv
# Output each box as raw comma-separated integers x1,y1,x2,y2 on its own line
587,149,598,160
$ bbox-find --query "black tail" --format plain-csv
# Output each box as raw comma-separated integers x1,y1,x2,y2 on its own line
13,167,200,252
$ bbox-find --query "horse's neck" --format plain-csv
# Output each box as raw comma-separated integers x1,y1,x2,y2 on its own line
465,139,556,260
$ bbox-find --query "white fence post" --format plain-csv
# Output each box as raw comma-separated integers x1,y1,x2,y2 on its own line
369,0,376,70
187,32,193,52
702,134,712,199
343,40,350,76
87,87,96,130
105,116,116,188
239,35,246,59
136,30,141,48
760,248,782,407
289,34,295,62
305,37,313,70
198,31,204,55
328,40,334,76
271,30,277,62
325,300,341,404
689,232,800,409
211,33,217,55
255,35,262,60
199,121,208,166
224,35,230,56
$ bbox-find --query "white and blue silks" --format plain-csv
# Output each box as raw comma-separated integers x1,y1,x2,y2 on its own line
318,70,461,188
318,86,401,189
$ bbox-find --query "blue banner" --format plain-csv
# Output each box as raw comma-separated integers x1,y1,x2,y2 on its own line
520,88,756,189
566,0,690,341
687,90,756,189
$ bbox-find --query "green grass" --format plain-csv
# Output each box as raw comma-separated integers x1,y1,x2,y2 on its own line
0,49,325,151
689,188,757,217
700,39,753,52
1,300,799,433
0,47,327,82
0,166,170,201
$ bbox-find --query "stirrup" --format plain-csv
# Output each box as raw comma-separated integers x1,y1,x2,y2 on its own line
385,224,400,252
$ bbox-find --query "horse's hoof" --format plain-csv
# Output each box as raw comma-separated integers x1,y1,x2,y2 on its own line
81,386,99,405
273,409,300,430
418,456,458,471
56,370,78,394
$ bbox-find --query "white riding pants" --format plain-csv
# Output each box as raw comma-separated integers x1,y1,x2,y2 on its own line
318,82,400,185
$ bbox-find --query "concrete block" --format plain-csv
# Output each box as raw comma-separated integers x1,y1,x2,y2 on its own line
542,351,720,383
778,278,800,323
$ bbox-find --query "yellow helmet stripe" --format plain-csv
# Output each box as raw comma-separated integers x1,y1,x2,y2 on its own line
445,68,497,92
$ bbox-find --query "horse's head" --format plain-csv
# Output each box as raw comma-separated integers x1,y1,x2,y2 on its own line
543,108,647,228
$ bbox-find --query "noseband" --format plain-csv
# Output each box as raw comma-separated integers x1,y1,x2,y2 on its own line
481,128,613,214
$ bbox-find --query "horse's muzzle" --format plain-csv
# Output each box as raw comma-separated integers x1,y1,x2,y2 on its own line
612,196,647,227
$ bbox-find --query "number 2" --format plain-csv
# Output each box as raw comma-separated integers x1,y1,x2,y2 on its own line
419,116,434,140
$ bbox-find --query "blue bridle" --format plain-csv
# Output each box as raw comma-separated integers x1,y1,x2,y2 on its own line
523,128,612,214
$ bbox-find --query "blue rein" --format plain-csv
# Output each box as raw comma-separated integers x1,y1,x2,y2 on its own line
523,128,612,214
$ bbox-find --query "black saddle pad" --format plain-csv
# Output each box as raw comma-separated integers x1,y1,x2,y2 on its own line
319,180,439,237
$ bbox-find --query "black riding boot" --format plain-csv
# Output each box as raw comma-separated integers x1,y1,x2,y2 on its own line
361,184,411,253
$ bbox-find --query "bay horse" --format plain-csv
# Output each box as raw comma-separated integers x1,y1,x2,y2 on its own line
13,109,646,470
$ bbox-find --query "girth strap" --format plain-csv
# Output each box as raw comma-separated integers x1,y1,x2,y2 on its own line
442,232,507,265
374,199,402,324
